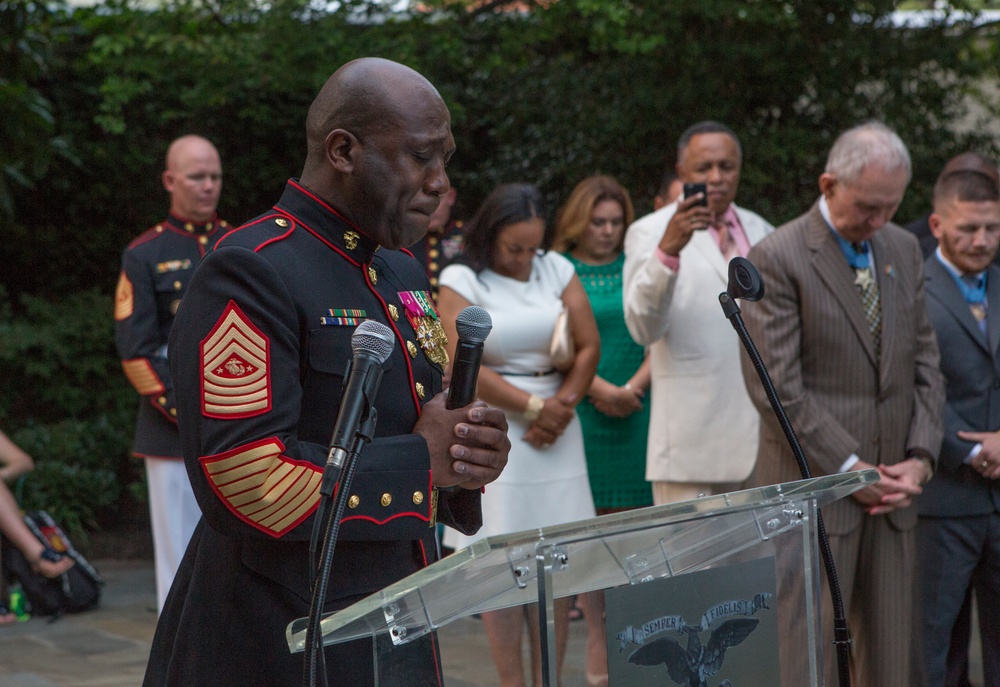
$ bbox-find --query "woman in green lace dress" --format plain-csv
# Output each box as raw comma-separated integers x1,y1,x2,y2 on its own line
553,176,652,686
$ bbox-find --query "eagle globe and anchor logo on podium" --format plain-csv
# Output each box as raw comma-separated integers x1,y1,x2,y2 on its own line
605,558,779,687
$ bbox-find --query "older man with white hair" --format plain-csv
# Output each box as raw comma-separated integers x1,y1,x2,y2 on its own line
740,121,945,687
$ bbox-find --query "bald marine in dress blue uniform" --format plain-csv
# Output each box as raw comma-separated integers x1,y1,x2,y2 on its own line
142,59,510,687
114,135,232,613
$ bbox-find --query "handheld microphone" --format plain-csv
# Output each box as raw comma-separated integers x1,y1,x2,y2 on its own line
446,306,493,409
326,320,395,470
308,319,394,682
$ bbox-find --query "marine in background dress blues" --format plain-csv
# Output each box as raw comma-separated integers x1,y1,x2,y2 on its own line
115,213,231,457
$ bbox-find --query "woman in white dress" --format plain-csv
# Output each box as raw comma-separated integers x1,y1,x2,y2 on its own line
438,183,600,687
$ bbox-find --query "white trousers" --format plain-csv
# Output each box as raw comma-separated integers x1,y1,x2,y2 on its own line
145,458,201,613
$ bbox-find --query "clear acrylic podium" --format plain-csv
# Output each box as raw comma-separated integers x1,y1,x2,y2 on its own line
287,470,877,686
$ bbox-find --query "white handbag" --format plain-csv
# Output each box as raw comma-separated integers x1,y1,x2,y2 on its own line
549,308,575,372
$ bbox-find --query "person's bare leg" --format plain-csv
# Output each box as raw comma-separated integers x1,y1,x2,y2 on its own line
0,430,34,484
527,597,571,687
0,483,73,578
580,591,608,686
482,606,528,687
0,571,15,625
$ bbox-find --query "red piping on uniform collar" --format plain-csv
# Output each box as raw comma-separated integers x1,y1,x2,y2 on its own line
167,211,220,233
287,180,368,237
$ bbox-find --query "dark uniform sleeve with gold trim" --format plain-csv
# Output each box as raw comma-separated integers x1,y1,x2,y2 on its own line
115,231,184,457
169,209,480,548
174,245,421,541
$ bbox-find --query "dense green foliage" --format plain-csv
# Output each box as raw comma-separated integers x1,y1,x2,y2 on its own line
0,286,135,533
1,0,998,533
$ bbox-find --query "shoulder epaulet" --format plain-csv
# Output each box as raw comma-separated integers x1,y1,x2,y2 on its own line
126,224,169,251
213,213,296,253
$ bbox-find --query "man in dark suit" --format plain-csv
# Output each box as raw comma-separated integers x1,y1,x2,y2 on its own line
905,152,999,259
741,121,945,687
920,168,1000,687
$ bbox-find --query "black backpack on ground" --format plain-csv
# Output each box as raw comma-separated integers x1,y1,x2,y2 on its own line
1,510,104,618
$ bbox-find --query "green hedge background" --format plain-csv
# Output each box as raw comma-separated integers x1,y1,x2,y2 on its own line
2,0,999,534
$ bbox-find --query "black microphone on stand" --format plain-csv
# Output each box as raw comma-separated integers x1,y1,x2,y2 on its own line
313,319,395,552
447,306,493,409
719,256,852,687
325,319,395,472
307,319,395,687
313,318,395,567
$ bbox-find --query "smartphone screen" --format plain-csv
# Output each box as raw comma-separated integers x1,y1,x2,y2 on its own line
683,182,708,206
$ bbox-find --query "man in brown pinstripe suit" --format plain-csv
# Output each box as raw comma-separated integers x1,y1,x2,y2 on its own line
740,121,945,686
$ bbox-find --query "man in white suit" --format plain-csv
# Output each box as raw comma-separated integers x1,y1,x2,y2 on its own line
623,121,774,505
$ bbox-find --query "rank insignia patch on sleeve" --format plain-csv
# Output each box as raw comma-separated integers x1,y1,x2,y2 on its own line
114,271,134,321
199,438,322,537
201,300,271,419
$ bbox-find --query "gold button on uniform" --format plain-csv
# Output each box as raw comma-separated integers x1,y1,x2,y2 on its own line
198,236,208,245
415,382,425,399
348,495,360,509
174,281,182,290
429,249,439,259
412,491,424,505
206,222,213,230
275,218,289,228
155,225,164,233
169,408,177,417
407,341,418,358
389,304,399,321
380,493,392,507
429,261,439,271
185,222,194,232
158,396,167,405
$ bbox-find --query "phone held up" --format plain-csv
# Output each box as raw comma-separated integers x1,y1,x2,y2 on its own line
683,182,708,207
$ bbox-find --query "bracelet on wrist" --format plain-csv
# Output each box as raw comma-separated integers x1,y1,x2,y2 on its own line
623,382,640,397
523,394,545,421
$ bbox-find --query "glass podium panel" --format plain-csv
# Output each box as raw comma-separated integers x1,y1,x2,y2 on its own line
288,470,877,686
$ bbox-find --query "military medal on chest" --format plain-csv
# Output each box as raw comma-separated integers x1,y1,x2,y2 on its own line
397,290,449,366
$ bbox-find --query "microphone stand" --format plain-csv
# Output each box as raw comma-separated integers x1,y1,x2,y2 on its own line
304,410,378,687
719,257,852,687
